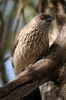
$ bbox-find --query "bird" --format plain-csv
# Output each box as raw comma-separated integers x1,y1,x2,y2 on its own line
12,13,54,100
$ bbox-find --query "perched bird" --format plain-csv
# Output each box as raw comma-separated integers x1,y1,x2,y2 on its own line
12,13,54,100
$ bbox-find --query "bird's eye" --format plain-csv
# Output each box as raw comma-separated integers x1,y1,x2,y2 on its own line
40,14,45,20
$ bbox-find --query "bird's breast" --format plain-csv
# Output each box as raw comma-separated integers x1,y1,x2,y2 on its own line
13,29,49,75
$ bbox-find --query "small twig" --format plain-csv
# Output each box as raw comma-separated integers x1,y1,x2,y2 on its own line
13,0,25,35
0,56,12,67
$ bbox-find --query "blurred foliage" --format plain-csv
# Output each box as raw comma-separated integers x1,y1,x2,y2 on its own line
0,0,39,85
0,0,37,53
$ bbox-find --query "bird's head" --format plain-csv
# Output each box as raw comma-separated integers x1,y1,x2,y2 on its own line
31,13,55,28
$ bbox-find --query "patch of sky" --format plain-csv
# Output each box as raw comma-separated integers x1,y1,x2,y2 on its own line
4,52,16,81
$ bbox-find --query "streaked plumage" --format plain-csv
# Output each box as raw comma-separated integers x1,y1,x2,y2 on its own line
12,13,54,75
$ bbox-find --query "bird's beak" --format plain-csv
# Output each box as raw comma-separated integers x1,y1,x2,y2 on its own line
46,16,55,21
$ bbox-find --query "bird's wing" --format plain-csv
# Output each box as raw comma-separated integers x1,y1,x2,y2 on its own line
12,32,20,55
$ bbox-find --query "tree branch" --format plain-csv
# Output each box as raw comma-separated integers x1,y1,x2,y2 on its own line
0,23,66,100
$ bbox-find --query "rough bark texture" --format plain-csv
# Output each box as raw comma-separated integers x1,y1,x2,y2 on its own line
0,23,66,100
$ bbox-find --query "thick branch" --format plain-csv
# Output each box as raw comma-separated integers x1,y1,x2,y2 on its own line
0,23,66,100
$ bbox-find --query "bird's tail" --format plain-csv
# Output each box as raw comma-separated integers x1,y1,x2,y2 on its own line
23,88,41,100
